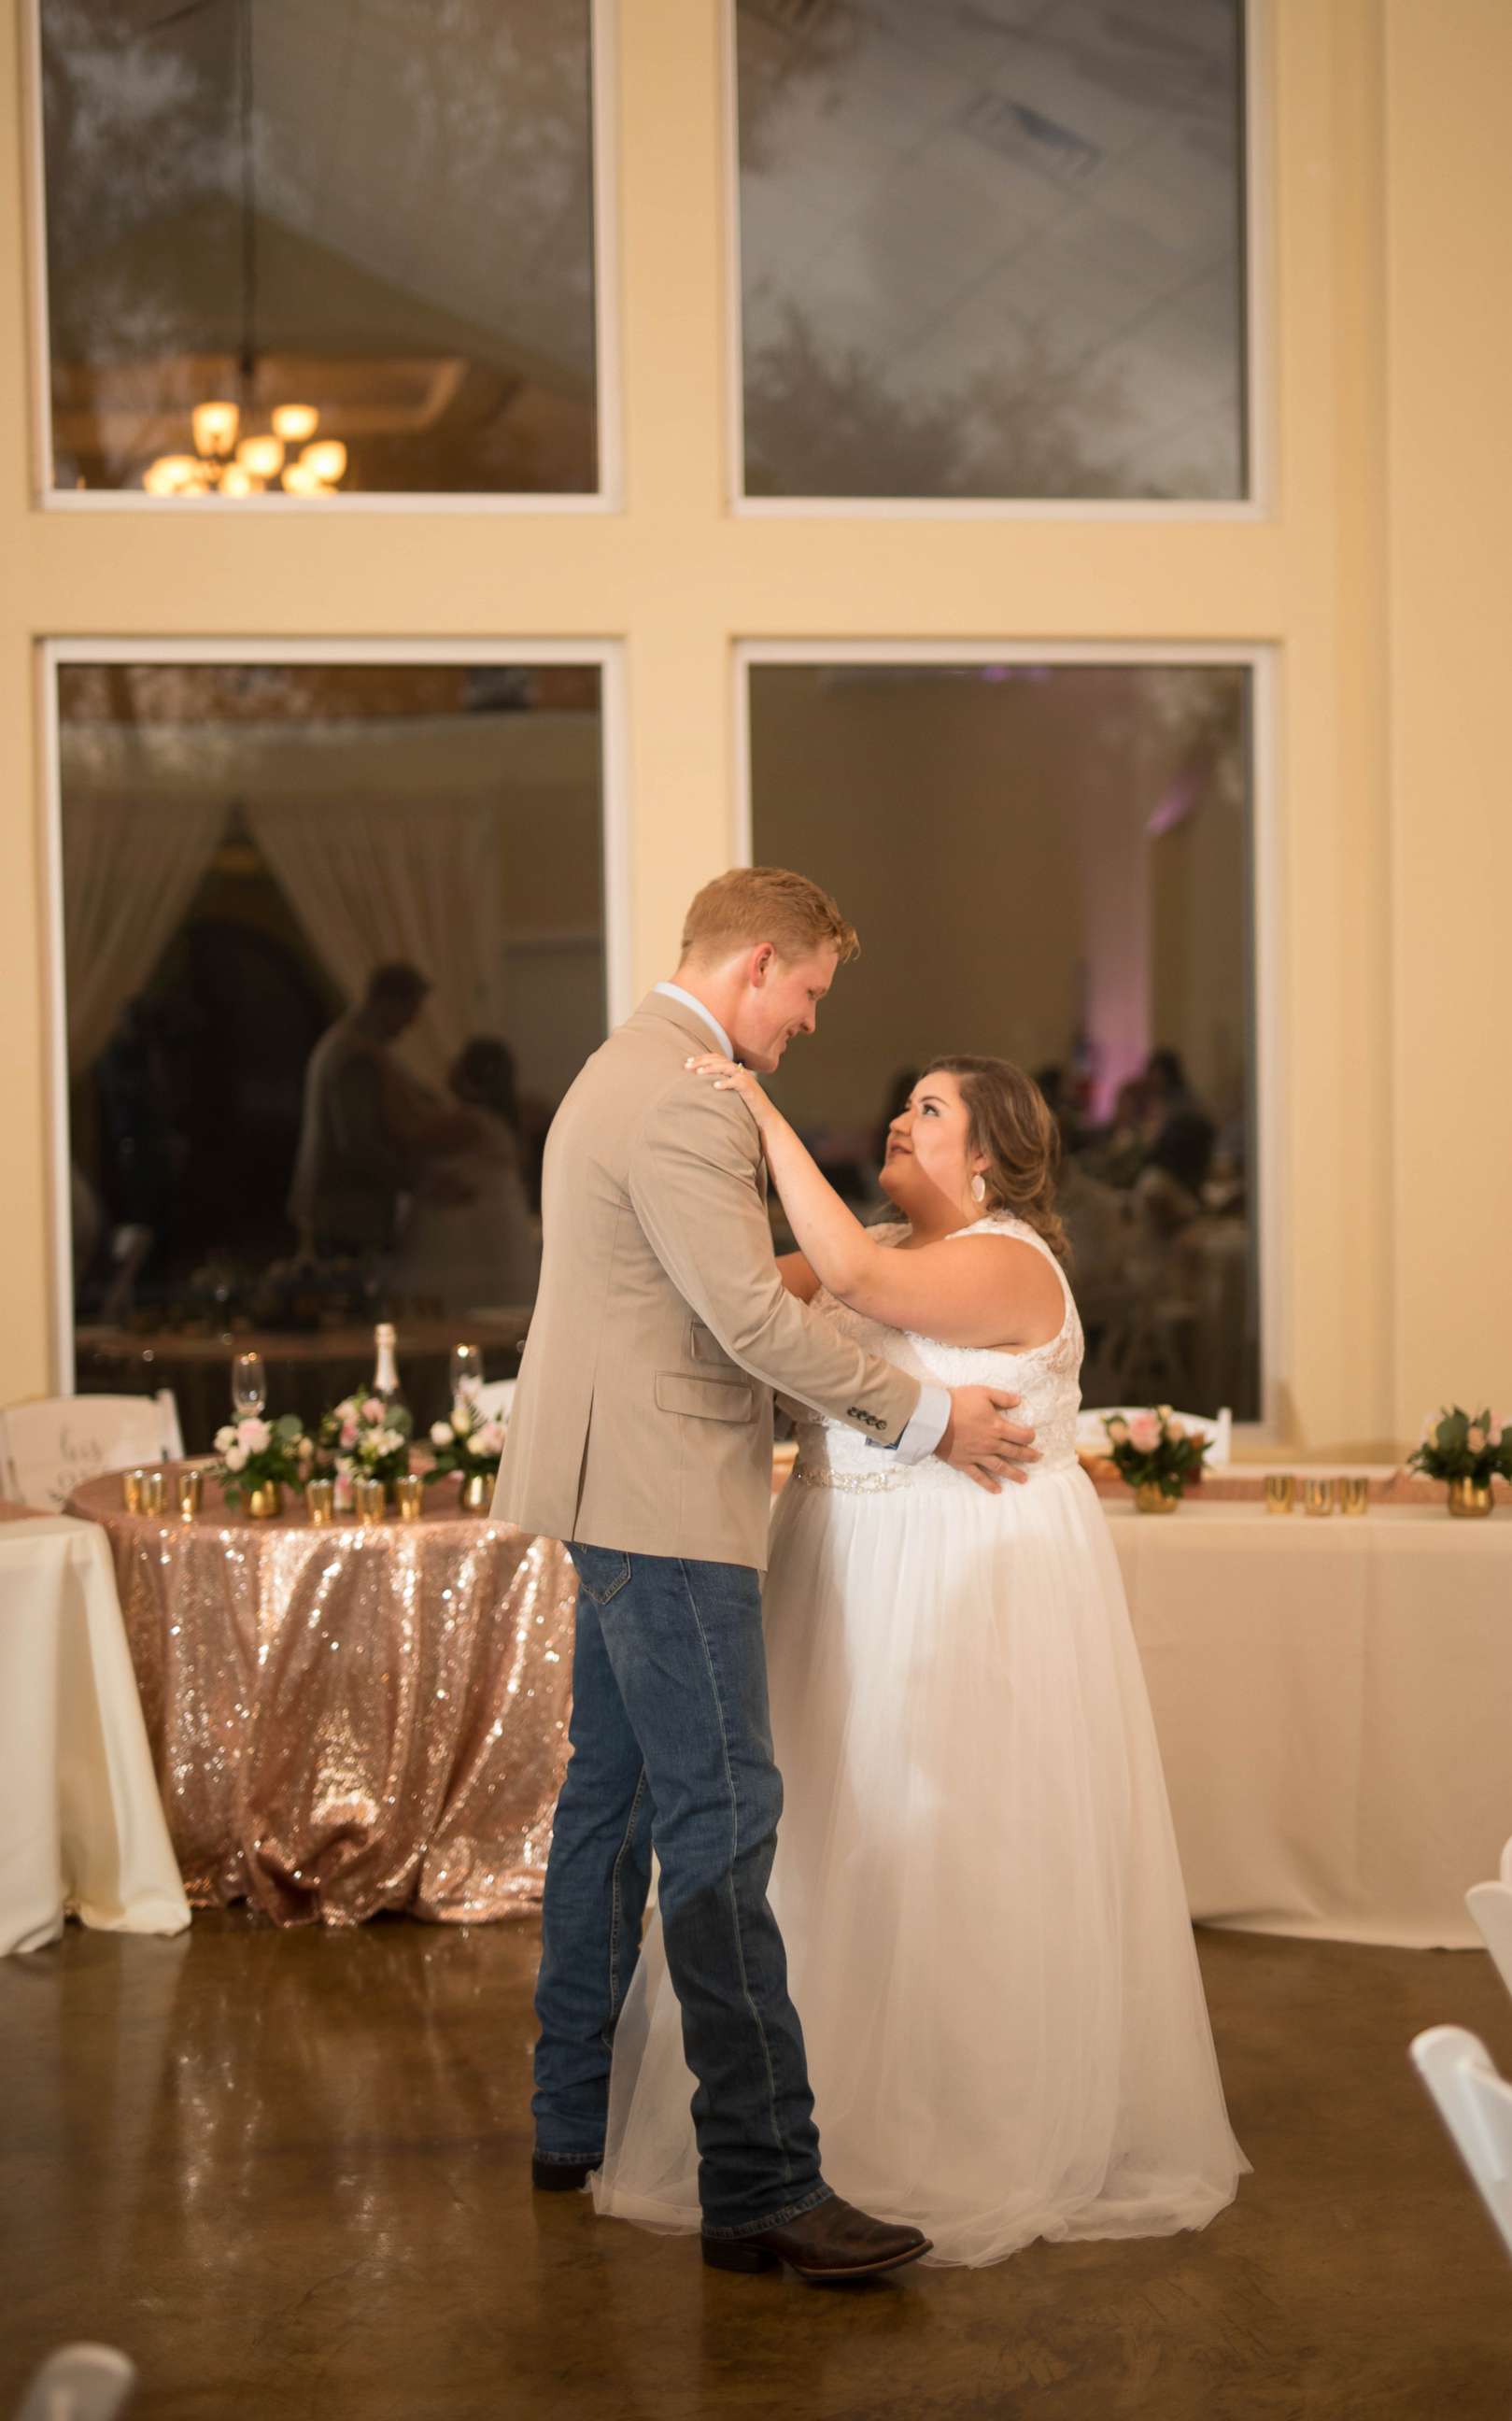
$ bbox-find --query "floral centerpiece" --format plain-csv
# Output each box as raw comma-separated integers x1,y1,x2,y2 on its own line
1408,1406,1510,1518
427,1389,507,1511
318,1394,414,1508
1102,1407,1212,1513
213,1413,315,1518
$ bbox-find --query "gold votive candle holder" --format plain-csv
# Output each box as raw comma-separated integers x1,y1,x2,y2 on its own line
394,1475,424,1522
1336,1475,1370,1517
1303,1477,1334,1517
141,1469,166,1516
355,1478,387,1526
1264,1473,1295,1515
175,1466,204,1519
305,1479,335,1526
122,1467,148,1512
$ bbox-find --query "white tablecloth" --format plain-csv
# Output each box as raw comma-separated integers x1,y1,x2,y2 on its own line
1110,1500,1511,1948
0,1509,191,1955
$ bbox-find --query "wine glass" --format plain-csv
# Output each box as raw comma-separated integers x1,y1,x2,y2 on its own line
450,1341,483,1410
231,1352,266,1420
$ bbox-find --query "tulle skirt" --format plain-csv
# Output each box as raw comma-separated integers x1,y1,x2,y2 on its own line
593,1462,1251,2265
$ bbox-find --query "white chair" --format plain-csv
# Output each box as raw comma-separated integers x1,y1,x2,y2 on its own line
1411,2025,1512,2263
472,1380,516,1424
1077,1405,1233,1466
15,2345,135,2420
0,1393,185,1514
1466,1834,1512,2003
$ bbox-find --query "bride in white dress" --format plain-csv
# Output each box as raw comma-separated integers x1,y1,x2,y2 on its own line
594,1052,1250,2267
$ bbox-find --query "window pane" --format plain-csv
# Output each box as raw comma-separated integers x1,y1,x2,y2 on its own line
41,1,598,496
738,1,1247,501
748,660,1259,1418
60,659,604,1446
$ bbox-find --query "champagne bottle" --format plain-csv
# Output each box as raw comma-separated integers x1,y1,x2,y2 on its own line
371,1322,406,1417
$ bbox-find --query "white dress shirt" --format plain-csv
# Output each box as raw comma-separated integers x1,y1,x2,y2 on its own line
652,982,949,1464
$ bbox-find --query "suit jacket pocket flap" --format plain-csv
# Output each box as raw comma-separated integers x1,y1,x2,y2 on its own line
655,1373,757,1423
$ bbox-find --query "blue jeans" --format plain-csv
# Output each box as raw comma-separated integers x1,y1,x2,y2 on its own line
531,1546,830,2237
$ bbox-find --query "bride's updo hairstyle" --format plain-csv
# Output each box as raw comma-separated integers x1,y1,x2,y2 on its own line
925,1055,1069,1264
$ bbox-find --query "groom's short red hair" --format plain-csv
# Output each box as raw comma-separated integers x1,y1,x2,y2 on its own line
680,867,859,969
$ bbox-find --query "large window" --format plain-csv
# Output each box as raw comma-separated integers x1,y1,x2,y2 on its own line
54,654,610,1445
736,0,1249,502
745,654,1261,1419
37,0,601,498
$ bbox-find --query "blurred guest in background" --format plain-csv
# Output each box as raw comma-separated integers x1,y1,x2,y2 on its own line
397,1035,541,1311
289,962,465,1260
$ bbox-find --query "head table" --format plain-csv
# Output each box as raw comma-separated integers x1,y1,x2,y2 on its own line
65,1465,1511,1948
66,1468,574,1929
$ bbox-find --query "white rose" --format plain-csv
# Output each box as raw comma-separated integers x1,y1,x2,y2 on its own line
1165,1419,1185,1442
215,1424,236,1452
476,1419,505,1455
431,1422,453,1449
224,1445,247,1473
1467,1424,1487,1454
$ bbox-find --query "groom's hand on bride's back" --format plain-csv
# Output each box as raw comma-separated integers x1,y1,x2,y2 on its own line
939,1387,1039,1493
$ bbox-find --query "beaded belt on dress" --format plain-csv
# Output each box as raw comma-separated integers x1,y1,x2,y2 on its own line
791,1461,911,1494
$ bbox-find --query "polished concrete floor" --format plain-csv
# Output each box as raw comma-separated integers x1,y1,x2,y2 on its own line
3,1913,1509,2421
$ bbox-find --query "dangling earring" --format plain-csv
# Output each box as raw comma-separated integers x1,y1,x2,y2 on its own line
970,1173,987,1205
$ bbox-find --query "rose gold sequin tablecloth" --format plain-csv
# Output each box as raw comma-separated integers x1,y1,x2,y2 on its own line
65,1470,576,1928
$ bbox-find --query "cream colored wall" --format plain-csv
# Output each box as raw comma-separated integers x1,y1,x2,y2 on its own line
0,0,1505,1452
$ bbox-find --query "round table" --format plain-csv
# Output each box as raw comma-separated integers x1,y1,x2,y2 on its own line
66,1467,575,1929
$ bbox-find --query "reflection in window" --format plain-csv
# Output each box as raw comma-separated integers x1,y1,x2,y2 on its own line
40,0,598,496
60,661,604,1445
737,0,1247,501
748,660,1259,1418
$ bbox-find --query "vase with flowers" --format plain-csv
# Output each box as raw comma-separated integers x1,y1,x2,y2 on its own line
213,1413,315,1518
1408,1406,1510,1518
427,1389,507,1511
1102,1408,1211,1511
318,1393,414,1511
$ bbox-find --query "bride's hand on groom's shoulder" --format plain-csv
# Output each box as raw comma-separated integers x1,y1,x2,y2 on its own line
686,1054,772,1124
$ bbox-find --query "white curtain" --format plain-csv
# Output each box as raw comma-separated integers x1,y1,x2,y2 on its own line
63,796,229,1075
244,794,508,1088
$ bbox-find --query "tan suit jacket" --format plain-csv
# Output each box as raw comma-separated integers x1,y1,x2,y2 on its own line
492,991,921,1569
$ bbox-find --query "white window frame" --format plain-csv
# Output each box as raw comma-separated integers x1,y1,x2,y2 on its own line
733,638,1284,1439
39,635,629,1387
722,0,1271,521
21,0,623,514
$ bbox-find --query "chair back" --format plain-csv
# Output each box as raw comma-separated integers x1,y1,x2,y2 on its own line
472,1380,516,1424
15,2344,136,2421
1466,1834,1512,2003
1411,2025,1512,2262
0,1393,184,1514
1077,1406,1233,1466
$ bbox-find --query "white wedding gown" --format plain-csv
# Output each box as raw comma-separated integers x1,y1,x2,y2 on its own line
594,1215,1250,2265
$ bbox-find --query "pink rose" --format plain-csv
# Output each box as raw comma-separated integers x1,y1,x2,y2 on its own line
1129,1413,1162,1453
340,1422,359,1450
1467,1425,1487,1454
1491,1417,1506,1447
360,1396,385,1423
476,1419,505,1456
236,1417,271,1453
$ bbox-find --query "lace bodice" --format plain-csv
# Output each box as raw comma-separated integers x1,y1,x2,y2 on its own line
792,1214,1083,1494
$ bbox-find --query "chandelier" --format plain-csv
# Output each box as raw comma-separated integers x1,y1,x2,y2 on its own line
142,0,349,500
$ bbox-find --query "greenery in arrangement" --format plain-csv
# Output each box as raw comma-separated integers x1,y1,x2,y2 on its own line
318,1394,414,1503
427,1389,508,1482
1408,1407,1510,1488
212,1413,315,1508
1101,1408,1212,1500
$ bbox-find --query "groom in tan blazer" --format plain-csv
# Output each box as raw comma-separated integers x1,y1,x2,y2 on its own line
499,867,1033,2282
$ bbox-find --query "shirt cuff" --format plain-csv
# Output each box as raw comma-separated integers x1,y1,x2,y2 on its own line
893,1382,950,1465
